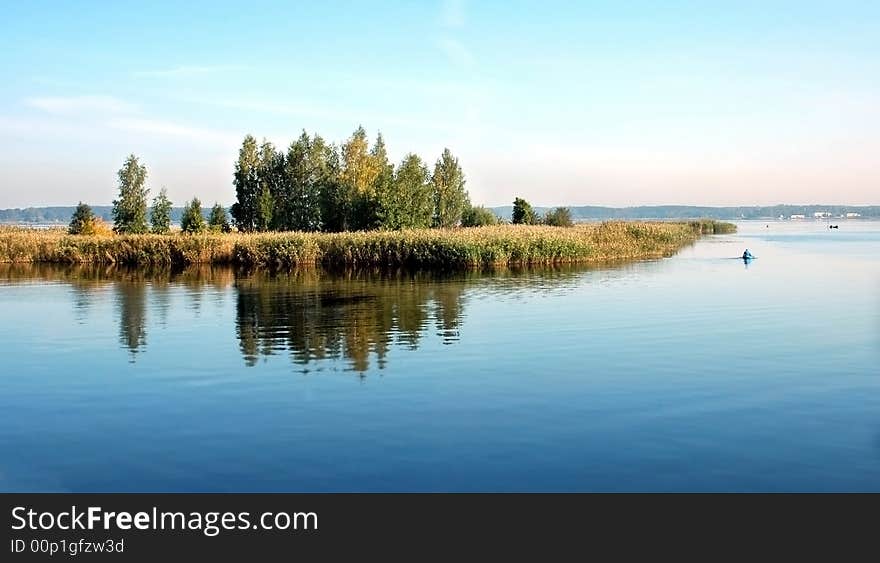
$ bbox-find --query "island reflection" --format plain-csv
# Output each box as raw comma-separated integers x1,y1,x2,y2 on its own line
0,263,593,373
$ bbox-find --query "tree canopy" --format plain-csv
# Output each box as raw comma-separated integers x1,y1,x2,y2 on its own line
150,188,173,234
229,129,471,233
112,154,149,234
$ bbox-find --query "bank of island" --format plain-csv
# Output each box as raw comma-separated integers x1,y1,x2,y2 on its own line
0,220,734,269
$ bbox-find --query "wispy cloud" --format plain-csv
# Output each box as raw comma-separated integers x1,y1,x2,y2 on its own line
440,0,466,28
25,95,137,115
132,65,244,78
437,38,475,67
177,96,464,134
107,117,240,147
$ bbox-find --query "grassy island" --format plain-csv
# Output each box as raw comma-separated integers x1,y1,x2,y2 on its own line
0,220,734,269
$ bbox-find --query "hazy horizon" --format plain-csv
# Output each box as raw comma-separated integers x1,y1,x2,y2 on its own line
2,1,879,208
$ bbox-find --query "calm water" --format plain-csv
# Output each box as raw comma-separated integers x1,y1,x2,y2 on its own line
1,221,878,492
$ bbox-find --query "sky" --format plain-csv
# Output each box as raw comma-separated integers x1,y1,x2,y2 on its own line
1,0,878,208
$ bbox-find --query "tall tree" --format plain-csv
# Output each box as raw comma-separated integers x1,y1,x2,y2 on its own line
340,126,381,230
278,131,323,231
318,143,346,232
181,197,206,233
431,148,469,228
150,187,173,234
255,139,282,232
208,203,231,232
364,133,393,230
512,197,538,225
112,154,149,233
382,153,433,229
231,135,260,232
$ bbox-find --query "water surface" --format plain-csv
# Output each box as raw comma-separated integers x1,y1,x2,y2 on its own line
1,221,878,491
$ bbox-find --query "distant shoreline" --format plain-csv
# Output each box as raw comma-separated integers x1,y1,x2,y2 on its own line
2,205,877,225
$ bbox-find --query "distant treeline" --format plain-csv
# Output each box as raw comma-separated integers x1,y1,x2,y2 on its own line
0,206,183,224
4,204,878,225
492,205,880,220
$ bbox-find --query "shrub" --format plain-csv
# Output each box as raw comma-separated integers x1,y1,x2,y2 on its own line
543,207,574,227
68,202,96,235
461,205,499,227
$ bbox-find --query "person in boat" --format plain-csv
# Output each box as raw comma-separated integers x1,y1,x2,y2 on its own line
742,249,753,260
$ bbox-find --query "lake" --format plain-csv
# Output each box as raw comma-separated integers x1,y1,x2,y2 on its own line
1,221,878,492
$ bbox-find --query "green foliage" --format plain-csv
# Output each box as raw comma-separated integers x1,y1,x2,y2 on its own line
181,198,206,233
543,207,574,227
112,154,150,234
461,205,499,227
275,132,323,231
68,202,96,235
231,135,260,232
378,153,433,229
512,197,538,225
150,188,173,234
209,203,231,233
231,130,480,233
317,143,347,232
432,148,469,227
338,127,382,230
255,140,283,232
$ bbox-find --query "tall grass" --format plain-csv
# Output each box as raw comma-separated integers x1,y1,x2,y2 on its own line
0,220,735,268
688,219,738,234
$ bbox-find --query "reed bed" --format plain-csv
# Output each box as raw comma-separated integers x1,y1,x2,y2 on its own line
0,221,734,268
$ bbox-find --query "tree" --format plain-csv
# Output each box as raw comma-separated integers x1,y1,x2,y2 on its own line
461,205,499,227
112,154,149,233
68,202,96,235
181,198,206,233
365,133,393,230
432,148,469,228
255,139,283,232
231,135,260,232
543,207,573,227
150,188,173,234
340,126,381,230
380,153,433,229
318,143,346,232
209,203,231,233
512,197,538,225
278,131,323,231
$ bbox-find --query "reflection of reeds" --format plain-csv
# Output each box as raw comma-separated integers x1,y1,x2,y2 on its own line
0,221,735,268
0,262,236,291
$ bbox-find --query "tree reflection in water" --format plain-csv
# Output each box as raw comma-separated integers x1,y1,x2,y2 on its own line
0,263,590,373
234,269,468,372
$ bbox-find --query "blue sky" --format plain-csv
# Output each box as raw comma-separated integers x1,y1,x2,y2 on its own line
1,0,878,207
